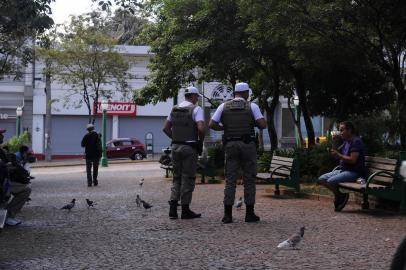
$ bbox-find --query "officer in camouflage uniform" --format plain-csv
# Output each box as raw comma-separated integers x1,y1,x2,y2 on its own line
163,86,205,219
209,82,267,223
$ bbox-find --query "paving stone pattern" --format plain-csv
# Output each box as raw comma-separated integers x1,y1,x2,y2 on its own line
0,163,405,270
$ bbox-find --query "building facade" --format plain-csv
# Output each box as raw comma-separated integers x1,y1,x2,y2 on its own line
0,45,329,158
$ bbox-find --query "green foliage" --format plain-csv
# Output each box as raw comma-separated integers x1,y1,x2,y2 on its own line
5,131,31,153
0,0,54,78
294,143,337,183
207,143,224,169
257,151,272,173
41,16,132,123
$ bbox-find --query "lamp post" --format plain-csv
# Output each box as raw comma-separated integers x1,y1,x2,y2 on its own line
293,95,300,147
16,107,23,136
101,99,109,167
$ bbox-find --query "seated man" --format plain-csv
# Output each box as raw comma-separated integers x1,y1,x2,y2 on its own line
0,131,31,226
318,121,366,212
15,145,29,164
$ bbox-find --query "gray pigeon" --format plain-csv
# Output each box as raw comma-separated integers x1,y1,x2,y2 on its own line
61,199,76,211
86,199,96,208
136,194,141,207
141,200,153,210
277,227,305,249
139,178,144,187
235,197,243,210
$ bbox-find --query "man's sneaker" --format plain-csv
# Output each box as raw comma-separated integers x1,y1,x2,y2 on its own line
5,217,21,226
335,193,349,212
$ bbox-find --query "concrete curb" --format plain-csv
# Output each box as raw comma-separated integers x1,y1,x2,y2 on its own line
31,159,159,168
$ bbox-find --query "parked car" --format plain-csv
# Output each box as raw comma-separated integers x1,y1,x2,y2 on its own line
106,138,146,160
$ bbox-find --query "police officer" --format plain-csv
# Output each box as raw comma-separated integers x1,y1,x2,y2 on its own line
208,82,267,223
163,86,205,219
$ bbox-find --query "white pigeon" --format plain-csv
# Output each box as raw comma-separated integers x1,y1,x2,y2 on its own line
400,161,406,179
277,227,305,249
235,197,243,210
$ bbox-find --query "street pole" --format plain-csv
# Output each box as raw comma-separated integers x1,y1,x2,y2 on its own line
101,107,108,167
293,96,300,148
44,60,52,161
16,107,23,136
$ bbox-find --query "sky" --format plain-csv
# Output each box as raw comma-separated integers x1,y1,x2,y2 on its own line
50,0,96,25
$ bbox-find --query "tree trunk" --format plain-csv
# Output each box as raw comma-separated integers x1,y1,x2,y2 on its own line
265,65,281,153
287,98,304,147
44,62,52,161
293,69,316,147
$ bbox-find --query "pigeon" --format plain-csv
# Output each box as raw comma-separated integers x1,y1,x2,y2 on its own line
235,197,243,210
139,178,144,187
141,200,153,210
277,227,305,249
136,194,141,207
85,199,96,208
61,199,76,211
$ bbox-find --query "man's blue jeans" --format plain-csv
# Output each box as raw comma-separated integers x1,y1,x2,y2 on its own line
318,169,359,186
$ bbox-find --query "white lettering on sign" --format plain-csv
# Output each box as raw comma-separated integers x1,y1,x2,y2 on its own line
0,113,9,120
96,102,136,116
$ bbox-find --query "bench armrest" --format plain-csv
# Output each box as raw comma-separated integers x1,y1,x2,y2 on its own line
270,165,292,179
365,171,396,190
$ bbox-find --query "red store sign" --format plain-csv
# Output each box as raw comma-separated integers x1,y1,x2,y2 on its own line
95,102,136,116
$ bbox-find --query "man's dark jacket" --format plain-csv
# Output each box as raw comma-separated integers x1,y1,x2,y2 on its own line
81,131,102,159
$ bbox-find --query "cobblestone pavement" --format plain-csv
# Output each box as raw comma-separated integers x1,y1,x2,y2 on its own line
1,162,405,270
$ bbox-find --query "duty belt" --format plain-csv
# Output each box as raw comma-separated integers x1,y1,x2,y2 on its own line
223,135,256,144
171,141,198,146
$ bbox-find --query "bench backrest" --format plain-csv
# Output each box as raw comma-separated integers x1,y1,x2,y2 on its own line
365,156,397,185
270,155,295,177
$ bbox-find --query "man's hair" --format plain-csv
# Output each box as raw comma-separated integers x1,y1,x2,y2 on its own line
339,121,356,134
19,145,29,153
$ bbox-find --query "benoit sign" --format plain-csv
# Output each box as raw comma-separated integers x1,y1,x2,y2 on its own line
94,102,136,116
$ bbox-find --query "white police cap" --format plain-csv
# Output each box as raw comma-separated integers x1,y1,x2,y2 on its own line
184,86,201,96
235,82,251,92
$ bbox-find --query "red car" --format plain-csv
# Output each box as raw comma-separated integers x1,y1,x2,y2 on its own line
106,138,146,160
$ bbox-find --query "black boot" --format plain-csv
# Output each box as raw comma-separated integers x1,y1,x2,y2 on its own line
222,205,233,224
169,200,178,219
245,205,260,222
181,205,201,219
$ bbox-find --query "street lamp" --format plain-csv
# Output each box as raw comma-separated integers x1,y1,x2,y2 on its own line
293,95,300,147
16,107,23,136
101,98,109,167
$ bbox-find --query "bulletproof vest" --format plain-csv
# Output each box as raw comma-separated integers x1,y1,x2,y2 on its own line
170,105,198,142
221,99,255,138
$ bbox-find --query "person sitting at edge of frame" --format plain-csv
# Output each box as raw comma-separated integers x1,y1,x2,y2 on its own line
317,121,366,212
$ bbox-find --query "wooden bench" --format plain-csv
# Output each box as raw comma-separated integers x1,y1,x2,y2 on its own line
338,156,406,211
256,155,300,195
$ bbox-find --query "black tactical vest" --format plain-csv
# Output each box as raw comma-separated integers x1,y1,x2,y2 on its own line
170,105,198,142
221,99,255,138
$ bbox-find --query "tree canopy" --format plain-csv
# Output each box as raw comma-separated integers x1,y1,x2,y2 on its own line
0,0,54,78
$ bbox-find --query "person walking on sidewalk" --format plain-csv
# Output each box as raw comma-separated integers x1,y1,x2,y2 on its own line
81,124,102,187
163,86,205,219
208,82,267,224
